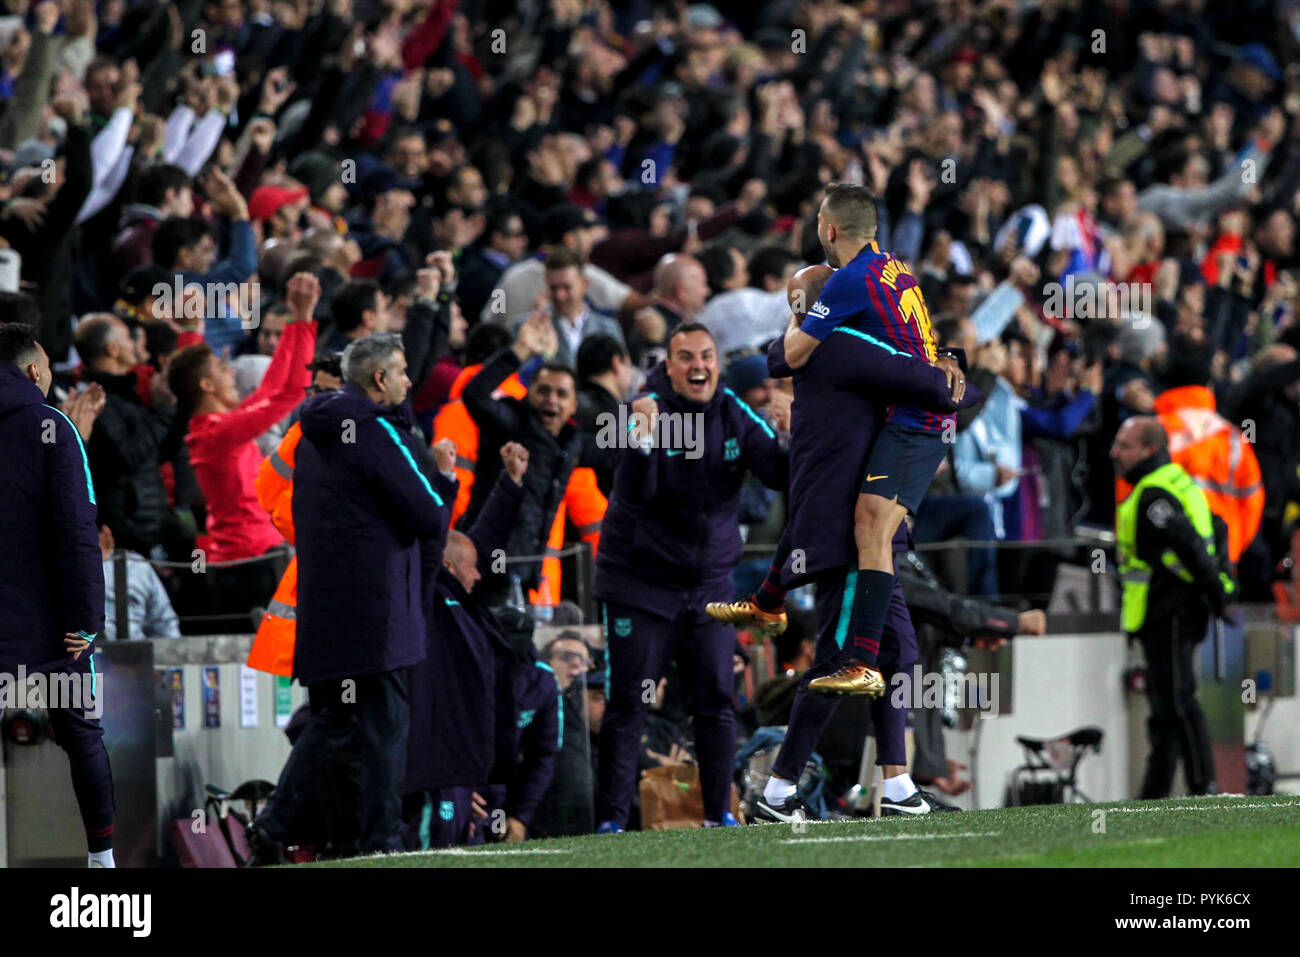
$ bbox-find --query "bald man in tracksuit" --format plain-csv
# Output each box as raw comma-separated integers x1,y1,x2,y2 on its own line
404,463,525,849
595,324,789,831
752,329,976,821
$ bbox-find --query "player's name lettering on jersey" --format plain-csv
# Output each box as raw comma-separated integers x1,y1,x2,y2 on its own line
878,257,915,290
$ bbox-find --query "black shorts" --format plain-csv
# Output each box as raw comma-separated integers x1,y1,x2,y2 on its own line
859,420,948,514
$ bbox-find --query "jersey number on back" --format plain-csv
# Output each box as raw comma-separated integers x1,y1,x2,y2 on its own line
898,286,937,361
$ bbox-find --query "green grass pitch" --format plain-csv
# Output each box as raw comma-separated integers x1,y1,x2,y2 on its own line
306,795,1300,868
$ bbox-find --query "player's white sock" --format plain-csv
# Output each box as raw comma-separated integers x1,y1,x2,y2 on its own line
88,849,115,868
882,773,916,802
763,776,797,804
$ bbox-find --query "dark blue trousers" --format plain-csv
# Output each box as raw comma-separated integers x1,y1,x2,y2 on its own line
772,567,918,783
256,686,359,850
355,670,411,853
47,653,114,851
260,670,410,854
403,786,482,849
597,594,736,826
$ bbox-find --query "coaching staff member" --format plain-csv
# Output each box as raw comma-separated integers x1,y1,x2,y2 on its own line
1111,416,1235,799
293,332,455,854
594,323,789,831
0,324,116,867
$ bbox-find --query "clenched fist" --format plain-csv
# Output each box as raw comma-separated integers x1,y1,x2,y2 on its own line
629,395,658,446
285,272,322,320
432,438,457,474
500,441,529,484
768,390,792,433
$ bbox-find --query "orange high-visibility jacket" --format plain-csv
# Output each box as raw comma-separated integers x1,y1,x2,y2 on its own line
529,466,606,606
1116,385,1263,563
433,363,528,525
246,424,303,676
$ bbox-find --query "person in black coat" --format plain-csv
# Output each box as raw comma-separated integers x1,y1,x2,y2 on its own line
75,315,179,555
0,324,115,867
291,332,457,854
575,332,636,496
457,208,529,323
461,313,606,597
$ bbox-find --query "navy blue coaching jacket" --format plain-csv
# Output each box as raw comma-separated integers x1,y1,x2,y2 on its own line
0,365,104,672
293,385,454,685
507,655,562,828
766,335,977,585
595,363,789,617
406,473,524,793
406,470,562,827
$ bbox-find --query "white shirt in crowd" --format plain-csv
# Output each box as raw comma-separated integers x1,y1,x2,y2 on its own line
484,258,631,325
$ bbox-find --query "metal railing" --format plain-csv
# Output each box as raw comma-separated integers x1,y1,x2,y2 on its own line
107,531,1126,641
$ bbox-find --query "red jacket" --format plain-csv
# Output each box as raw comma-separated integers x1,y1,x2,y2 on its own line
186,321,317,562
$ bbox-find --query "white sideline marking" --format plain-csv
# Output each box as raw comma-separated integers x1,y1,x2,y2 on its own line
1109,802,1300,813
417,847,571,856
784,832,1001,844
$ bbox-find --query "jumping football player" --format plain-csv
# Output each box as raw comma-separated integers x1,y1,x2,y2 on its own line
709,184,964,699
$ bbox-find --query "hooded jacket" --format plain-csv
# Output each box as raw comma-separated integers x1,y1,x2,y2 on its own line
594,363,789,615
0,365,104,672
110,203,163,274
292,385,454,684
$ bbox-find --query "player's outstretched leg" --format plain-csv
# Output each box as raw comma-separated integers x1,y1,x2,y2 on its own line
706,524,792,637
807,491,902,698
811,422,945,699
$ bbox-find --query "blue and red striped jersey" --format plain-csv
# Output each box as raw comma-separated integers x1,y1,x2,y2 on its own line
800,242,942,431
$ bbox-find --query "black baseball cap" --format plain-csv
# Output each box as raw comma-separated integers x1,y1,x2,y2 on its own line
542,204,601,245
120,264,173,306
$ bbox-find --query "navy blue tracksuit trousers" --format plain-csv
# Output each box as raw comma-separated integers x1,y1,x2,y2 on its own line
598,589,736,826
772,567,918,784
47,653,114,851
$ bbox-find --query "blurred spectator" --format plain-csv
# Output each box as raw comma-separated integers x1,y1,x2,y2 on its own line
111,162,193,274
75,312,176,555
432,322,519,524
151,169,257,355
529,632,597,839
513,247,625,369
457,207,529,324
486,203,643,327
1120,340,1264,566
322,280,391,354
698,245,800,359
167,274,318,633
99,525,179,640
575,332,636,496
461,312,606,602
915,318,1000,596
1223,345,1300,597
633,253,710,357
953,333,1026,546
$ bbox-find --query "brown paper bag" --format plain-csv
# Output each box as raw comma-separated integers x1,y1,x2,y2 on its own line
637,764,742,829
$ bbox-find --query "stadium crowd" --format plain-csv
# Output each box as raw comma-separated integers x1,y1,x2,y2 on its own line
1,0,1297,854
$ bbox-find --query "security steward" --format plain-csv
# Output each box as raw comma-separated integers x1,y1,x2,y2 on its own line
1111,416,1236,799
